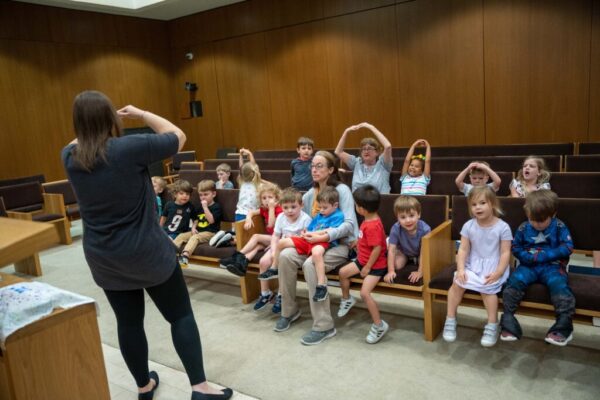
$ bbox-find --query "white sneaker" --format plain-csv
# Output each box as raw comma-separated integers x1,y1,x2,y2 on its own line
481,322,499,347
209,230,226,246
337,296,357,318
366,320,389,344
442,317,457,342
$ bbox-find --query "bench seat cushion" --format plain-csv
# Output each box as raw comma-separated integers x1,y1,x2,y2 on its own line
191,243,237,259
11,203,43,213
32,213,63,222
429,263,600,312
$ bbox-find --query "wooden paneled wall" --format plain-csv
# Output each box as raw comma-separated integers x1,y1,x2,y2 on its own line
2,0,600,181
0,2,173,181
170,0,600,161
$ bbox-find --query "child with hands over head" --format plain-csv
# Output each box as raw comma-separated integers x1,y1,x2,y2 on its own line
258,186,345,303
400,139,431,195
442,186,512,347
334,122,393,194
455,161,501,196
337,185,390,344
385,196,431,284
510,156,551,197
500,190,575,346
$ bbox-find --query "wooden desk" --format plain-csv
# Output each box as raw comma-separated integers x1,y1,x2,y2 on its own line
0,217,60,276
0,273,110,400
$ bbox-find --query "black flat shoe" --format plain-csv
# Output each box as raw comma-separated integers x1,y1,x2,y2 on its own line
191,387,233,400
138,371,159,400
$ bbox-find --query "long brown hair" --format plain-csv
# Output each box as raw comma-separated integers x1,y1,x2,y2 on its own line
72,90,122,171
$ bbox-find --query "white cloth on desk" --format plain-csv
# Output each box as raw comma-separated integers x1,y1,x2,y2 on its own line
0,282,95,345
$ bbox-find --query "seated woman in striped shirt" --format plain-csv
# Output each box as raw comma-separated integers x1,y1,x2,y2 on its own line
400,139,431,195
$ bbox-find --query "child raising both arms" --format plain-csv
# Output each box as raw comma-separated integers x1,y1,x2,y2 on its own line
501,190,575,346
455,161,501,196
400,139,431,195
258,187,345,303
385,196,431,284
510,156,551,198
337,185,390,344
443,186,512,347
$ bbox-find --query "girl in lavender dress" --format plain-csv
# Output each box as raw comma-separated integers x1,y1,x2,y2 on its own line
442,186,513,347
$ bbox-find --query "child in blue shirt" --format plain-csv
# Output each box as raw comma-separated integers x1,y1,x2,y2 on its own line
258,186,344,302
500,190,575,346
291,137,314,191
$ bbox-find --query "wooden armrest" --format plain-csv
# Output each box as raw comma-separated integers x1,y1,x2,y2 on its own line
7,210,34,221
43,193,66,216
164,160,174,176
234,215,266,251
420,220,453,283
162,174,179,184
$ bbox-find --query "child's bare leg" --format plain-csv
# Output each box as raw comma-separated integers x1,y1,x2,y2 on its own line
447,283,466,318
239,233,270,255
338,262,360,299
271,238,295,269
258,251,274,292
593,250,600,268
311,245,327,285
395,252,408,271
361,276,383,325
481,293,498,323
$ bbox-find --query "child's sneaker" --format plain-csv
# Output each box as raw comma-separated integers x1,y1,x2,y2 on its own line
209,230,226,246
272,293,282,314
480,322,499,347
258,268,278,281
442,317,457,342
215,233,233,248
253,292,274,311
366,320,389,344
312,285,328,302
545,331,573,347
178,255,189,269
337,296,357,318
500,330,519,342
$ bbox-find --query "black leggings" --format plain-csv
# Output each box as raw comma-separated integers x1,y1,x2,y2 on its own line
104,264,206,387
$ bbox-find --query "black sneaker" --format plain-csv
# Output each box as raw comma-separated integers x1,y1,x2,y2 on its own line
258,268,278,281
226,255,248,277
178,255,189,269
312,285,328,302
219,251,241,269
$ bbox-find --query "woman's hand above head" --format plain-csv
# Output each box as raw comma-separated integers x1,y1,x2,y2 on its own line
117,105,145,119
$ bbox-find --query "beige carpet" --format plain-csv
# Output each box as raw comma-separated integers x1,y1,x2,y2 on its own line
16,234,600,400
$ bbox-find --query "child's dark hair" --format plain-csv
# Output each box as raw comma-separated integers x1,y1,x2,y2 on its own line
280,187,303,205
297,137,314,148
172,179,193,195
524,189,558,222
353,185,380,213
316,186,339,205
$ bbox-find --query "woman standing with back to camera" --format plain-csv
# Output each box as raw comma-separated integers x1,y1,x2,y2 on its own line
62,90,232,400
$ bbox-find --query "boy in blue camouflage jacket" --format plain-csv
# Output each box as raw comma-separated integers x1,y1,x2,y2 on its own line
500,190,575,346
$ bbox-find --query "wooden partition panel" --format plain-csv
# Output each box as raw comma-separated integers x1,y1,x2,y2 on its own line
396,0,485,146
484,0,591,144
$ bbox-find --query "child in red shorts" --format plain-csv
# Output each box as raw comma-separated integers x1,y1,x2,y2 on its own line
258,187,344,302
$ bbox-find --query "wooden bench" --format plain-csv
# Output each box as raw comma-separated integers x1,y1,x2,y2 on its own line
578,142,600,155
564,155,600,172
42,180,80,221
239,194,451,336
548,172,600,198
423,196,600,341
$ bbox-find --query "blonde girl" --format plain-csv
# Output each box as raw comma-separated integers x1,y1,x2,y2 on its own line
510,156,551,197
443,186,512,347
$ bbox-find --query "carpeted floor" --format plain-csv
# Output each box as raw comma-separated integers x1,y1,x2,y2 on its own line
15,230,600,400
